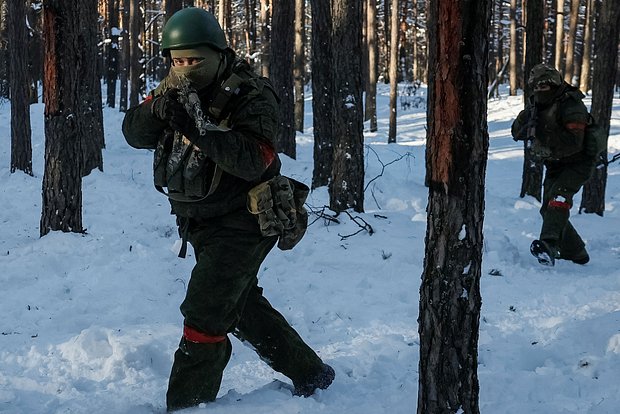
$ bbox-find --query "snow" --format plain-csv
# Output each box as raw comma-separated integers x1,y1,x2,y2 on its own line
1,83,619,414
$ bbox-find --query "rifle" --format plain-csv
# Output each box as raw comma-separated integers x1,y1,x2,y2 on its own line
176,75,210,136
599,151,620,167
524,98,538,145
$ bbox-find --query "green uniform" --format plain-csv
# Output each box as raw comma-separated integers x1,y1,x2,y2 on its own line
512,83,595,263
123,57,326,411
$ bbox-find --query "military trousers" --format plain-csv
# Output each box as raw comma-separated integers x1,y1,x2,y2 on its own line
539,159,594,259
166,210,324,411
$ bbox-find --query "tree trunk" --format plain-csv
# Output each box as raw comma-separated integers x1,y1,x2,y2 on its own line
26,0,44,104
329,0,364,212
9,0,33,175
388,0,398,142
129,0,144,108
579,0,594,94
509,0,518,95
259,0,271,77
418,0,490,412
310,0,333,189
0,1,9,99
519,0,544,202
293,0,305,132
80,0,105,175
365,0,378,132
106,0,119,107
563,0,579,84
554,0,564,72
119,0,130,111
579,0,620,216
41,0,84,237
270,0,296,158
165,0,184,21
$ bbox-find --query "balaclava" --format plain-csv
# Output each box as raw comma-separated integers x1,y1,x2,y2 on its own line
170,46,226,90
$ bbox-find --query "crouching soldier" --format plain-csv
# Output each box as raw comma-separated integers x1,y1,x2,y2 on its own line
512,63,596,266
121,7,334,411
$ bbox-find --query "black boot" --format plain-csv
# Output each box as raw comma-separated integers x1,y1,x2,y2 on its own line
293,363,335,397
530,239,560,266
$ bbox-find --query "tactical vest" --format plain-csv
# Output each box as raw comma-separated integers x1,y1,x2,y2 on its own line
152,60,265,203
532,90,588,161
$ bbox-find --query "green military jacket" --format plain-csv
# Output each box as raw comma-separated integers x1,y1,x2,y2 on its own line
122,58,281,219
511,85,589,161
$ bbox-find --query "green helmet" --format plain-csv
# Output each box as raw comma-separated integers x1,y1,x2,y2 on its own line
528,64,563,89
161,7,228,56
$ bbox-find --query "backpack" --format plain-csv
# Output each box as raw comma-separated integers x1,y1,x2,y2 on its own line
583,114,608,161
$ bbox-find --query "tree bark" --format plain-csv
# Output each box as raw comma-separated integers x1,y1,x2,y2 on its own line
388,0,398,143
119,0,130,111
0,1,9,99
579,0,594,94
365,0,378,132
310,0,333,189
519,0,545,202
129,0,144,108
26,0,44,104
418,0,490,413
554,0,564,72
80,0,105,175
293,0,305,132
329,0,364,212
270,0,296,158
563,0,579,84
259,0,271,77
579,0,620,216
107,0,119,107
9,0,33,175
509,0,518,95
41,0,84,236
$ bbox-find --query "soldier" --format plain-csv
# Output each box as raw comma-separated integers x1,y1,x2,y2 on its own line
122,8,334,412
512,63,596,267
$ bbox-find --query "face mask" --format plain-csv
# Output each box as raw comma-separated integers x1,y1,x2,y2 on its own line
533,88,557,106
170,49,224,90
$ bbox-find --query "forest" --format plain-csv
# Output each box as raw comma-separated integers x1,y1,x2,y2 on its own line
1,1,620,413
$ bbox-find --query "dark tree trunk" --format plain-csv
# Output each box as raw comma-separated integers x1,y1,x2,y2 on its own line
388,0,398,143
165,0,184,20
270,0,296,158
519,0,545,202
579,0,620,216
119,0,130,112
26,0,44,104
129,0,144,108
107,0,120,107
0,1,9,98
310,0,333,189
329,0,364,212
365,0,378,132
41,0,84,237
293,0,304,132
9,0,33,175
418,0,490,412
80,0,105,175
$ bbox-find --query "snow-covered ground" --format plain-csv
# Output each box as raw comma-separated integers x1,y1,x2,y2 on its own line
1,84,619,414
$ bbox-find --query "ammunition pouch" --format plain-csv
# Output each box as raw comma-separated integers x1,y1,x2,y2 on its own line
247,175,309,250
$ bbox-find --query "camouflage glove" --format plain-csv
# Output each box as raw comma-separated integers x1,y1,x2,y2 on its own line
150,89,185,123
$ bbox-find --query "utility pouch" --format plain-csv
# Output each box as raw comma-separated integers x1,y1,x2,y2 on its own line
247,175,309,250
